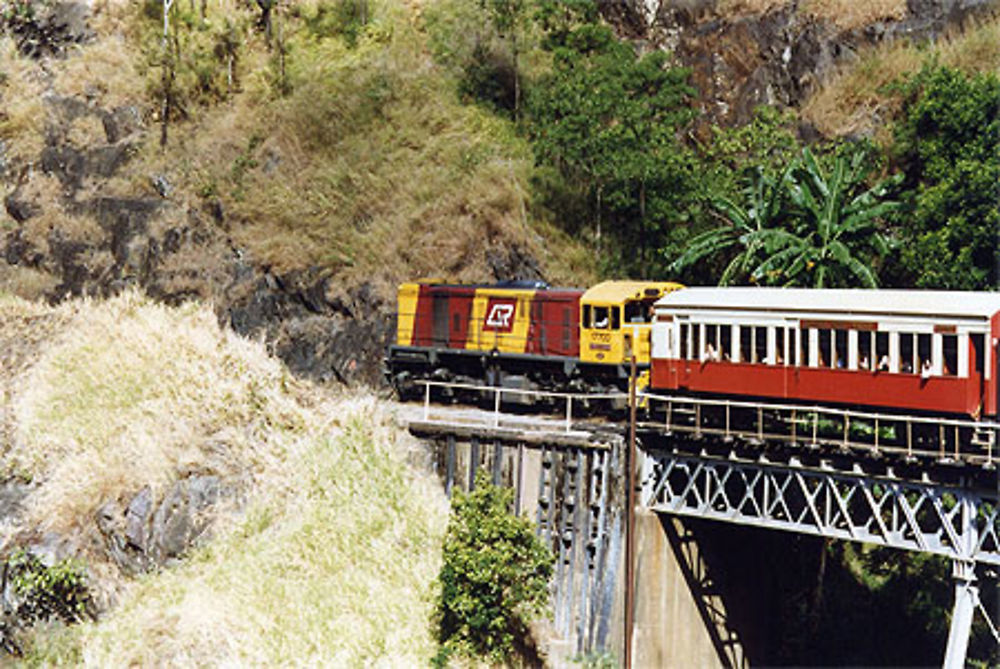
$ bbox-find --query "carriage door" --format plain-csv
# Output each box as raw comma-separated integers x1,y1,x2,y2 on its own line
432,293,450,347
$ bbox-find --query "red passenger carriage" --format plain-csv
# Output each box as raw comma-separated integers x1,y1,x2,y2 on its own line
650,288,1000,420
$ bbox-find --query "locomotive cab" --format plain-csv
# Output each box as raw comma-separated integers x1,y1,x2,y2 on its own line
580,281,684,368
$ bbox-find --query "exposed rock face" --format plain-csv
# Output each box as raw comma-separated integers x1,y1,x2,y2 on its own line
2,1,93,57
97,476,228,575
600,0,998,128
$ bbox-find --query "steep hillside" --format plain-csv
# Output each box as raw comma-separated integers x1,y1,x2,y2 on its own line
0,290,447,663
0,0,595,387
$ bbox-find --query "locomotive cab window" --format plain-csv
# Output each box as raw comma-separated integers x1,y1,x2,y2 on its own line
625,301,653,323
591,306,609,329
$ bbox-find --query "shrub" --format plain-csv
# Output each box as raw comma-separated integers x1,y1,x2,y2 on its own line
435,471,554,666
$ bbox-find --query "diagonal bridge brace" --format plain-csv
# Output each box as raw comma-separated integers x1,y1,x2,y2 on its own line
643,452,1000,565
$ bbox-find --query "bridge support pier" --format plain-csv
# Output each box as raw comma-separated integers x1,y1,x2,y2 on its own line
943,560,977,669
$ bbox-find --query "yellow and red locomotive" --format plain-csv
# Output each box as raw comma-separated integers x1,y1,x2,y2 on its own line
386,278,683,398
389,279,1000,422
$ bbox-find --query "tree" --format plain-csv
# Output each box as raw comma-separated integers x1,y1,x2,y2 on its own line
770,146,899,288
670,164,793,285
526,21,697,276
889,63,1000,290
434,472,554,666
672,145,899,288
480,0,527,120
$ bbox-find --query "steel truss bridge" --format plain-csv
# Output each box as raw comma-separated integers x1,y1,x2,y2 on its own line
410,381,1000,666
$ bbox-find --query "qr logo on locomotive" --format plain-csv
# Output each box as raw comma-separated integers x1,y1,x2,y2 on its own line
483,298,517,332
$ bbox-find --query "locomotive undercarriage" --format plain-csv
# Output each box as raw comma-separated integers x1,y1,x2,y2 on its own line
385,345,634,410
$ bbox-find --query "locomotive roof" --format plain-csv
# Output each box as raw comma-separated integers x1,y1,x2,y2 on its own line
656,287,1000,320
582,280,684,303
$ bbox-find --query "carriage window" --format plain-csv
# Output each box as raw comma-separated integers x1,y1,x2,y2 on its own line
592,306,609,329
563,308,571,350
973,334,985,373
704,324,722,361
900,334,915,373
776,329,786,365
681,323,690,360
857,331,872,370
918,333,932,376
453,313,461,332
692,324,701,361
834,330,848,369
754,326,767,363
943,335,957,376
740,326,753,363
721,326,732,361
800,328,812,367
818,330,832,368
876,332,889,371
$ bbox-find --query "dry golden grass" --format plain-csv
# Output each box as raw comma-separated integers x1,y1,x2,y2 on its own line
126,1,558,304
0,40,46,163
720,0,905,27
802,17,1000,139
803,0,906,28
3,291,448,664
717,0,789,15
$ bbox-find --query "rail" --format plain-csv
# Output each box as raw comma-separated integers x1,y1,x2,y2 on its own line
416,379,627,434
411,380,1000,466
639,391,1000,467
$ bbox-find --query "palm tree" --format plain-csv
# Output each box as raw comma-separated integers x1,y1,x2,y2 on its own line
670,164,794,285
758,147,900,288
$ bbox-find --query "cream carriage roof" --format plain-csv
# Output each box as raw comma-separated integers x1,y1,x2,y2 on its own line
655,287,1000,320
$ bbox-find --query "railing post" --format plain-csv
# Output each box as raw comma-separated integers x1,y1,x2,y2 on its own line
423,382,430,421
494,387,501,428
566,396,573,433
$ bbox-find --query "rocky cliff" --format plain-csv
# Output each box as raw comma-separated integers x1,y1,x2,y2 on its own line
0,0,995,393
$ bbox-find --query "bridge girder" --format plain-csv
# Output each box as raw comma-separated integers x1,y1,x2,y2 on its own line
641,451,1000,565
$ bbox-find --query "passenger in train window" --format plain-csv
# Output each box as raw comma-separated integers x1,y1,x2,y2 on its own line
859,354,870,371
921,358,933,379
704,342,717,362
877,355,890,372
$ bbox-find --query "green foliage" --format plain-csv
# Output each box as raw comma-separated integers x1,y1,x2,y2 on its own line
889,62,1000,289
302,0,369,47
6,550,92,627
526,19,697,276
434,472,553,666
673,144,899,287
